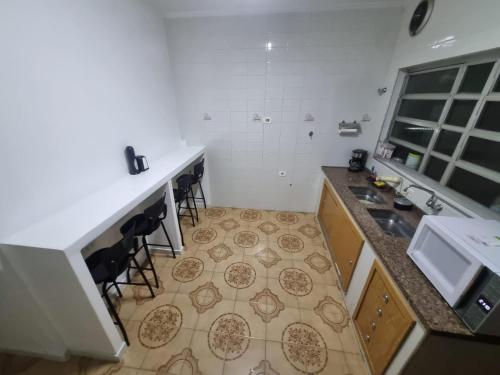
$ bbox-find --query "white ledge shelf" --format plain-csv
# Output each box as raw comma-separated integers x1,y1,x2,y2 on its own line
1,145,205,252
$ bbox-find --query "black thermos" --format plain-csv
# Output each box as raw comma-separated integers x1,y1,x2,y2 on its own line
125,146,139,175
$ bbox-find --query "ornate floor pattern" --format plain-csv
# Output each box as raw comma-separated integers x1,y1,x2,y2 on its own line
1,208,370,375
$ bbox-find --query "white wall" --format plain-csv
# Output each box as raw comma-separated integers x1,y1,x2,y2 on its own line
0,0,182,240
367,0,500,218
165,8,403,212
0,0,182,359
0,251,65,359
392,0,500,70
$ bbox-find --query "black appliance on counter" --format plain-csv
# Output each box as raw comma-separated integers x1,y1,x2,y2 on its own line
125,146,149,175
348,149,368,172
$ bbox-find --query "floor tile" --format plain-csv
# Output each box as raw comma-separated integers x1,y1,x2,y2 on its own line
5,207,371,375
235,276,267,303
135,369,156,375
140,328,194,371
233,301,266,340
265,340,304,375
195,299,235,332
150,252,176,269
177,270,214,295
157,267,182,294
339,322,365,354
266,257,294,279
222,338,266,375
189,330,225,375
299,309,344,351
172,293,200,329
316,348,350,374
345,351,371,375
265,306,301,342
79,358,126,375
123,320,149,368
242,254,268,279
210,272,238,301
129,292,176,322
297,283,343,311
266,277,299,308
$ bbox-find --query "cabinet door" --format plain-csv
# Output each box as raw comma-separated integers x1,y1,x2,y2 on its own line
354,261,415,375
333,211,364,289
318,183,337,246
318,181,364,290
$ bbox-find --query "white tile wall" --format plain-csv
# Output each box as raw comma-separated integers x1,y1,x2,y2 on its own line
166,8,403,211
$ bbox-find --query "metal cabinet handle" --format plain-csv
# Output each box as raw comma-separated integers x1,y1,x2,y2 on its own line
371,321,376,331
365,334,371,342
383,294,389,304
348,259,353,265
376,307,383,317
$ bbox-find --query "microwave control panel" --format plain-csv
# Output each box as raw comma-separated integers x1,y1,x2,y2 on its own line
477,295,493,313
456,268,500,333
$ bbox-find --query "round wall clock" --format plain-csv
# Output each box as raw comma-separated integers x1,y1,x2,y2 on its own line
409,0,434,36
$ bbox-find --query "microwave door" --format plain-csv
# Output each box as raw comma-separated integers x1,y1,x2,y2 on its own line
408,221,483,307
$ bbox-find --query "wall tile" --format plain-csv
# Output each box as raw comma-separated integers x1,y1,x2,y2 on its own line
167,9,402,211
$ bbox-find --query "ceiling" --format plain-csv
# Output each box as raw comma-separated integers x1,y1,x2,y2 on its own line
145,0,405,18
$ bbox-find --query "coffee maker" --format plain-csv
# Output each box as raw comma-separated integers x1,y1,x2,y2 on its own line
348,149,368,172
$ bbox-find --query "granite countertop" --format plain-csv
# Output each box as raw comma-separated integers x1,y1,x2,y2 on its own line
321,166,472,336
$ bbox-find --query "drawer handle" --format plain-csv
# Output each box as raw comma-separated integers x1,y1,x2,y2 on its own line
365,334,371,343
376,307,383,317
383,294,389,304
371,321,376,331
348,259,353,265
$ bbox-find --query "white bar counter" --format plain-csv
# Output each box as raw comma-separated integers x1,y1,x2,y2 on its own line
0,145,205,361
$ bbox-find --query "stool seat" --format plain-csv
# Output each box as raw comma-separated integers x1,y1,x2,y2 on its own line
121,213,161,237
85,249,119,284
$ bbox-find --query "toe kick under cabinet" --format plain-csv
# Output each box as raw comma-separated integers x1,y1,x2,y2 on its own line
318,181,364,290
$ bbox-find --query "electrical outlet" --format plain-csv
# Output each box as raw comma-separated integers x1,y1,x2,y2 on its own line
278,170,286,177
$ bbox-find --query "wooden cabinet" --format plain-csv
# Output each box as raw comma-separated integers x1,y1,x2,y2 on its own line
354,261,415,375
318,181,364,290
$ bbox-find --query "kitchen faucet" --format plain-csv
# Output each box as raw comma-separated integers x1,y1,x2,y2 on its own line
404,184,443,214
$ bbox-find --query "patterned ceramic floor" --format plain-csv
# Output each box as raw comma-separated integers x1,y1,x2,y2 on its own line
0,208,370,375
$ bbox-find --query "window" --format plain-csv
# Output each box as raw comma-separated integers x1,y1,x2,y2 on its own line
381,57,500,213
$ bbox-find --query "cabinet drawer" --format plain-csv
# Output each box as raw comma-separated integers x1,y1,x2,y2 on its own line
354,261,415,375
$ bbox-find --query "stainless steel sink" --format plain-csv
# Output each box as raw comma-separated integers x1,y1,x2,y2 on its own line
348,186,386,205
367,209,416,239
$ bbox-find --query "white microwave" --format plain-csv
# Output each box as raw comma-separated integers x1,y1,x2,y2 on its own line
407,216,500,336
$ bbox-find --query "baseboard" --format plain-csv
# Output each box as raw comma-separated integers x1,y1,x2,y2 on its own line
69,341,126,362
0,347,69,362
149,246,183,254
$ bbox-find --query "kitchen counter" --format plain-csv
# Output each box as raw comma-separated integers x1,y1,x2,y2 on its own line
322,166,471,336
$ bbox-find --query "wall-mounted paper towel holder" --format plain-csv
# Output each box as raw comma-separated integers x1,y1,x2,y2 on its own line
338,121,361,136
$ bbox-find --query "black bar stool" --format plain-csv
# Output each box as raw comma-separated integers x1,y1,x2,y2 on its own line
85,224,155,346
176,159,206,223
173,174,197,245
120,193,175,289
191,159,207,209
